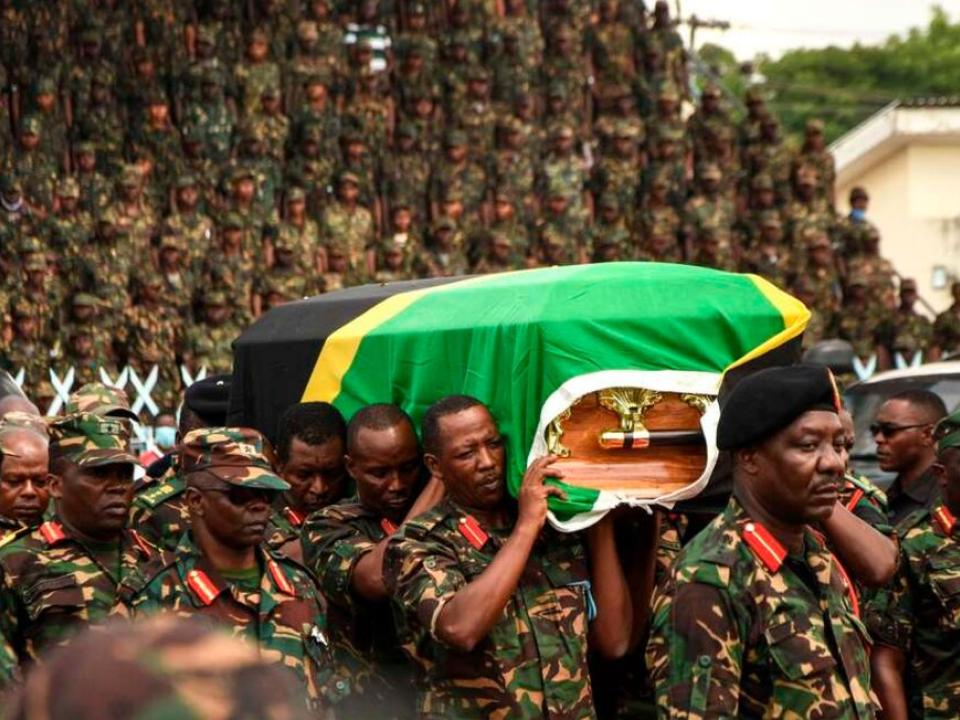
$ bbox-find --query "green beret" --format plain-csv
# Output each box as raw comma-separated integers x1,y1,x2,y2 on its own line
717,365,841,450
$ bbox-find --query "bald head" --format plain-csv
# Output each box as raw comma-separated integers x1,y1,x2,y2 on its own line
0,396,39,419
0,427,50,526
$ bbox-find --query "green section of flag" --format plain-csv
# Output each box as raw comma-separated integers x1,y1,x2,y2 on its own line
326,263,796,517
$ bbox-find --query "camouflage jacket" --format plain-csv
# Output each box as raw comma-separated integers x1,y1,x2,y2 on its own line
265,505,306,562
127,532,350,714
384,498,594,719
129,469,190,552
0,520,158,686
934,306,960,356
867,505,960,719
303,500,414,705
646,496,878,719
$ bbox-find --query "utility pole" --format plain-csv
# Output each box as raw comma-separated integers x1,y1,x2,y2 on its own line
686,15,731,50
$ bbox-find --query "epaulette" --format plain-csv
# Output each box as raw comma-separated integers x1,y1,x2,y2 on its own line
265,555,297,596
932,506,957,537
741,521,786,573
844,474,887,508
136,476,186,508
39,521,67,546
0,524,33,551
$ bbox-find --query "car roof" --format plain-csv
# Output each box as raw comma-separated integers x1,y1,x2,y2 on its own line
851,361,960,388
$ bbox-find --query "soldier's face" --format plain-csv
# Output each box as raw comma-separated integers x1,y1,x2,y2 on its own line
278,437,347,514
494,200,513,220
613,137,634,156
51,462,134,540
276,248,295,267
36,93,56,112
148,103,169,123
392,209,411,230
248,40,269,61
702,177,720,194
600,206,619,223
491,241,511,261
741,410,845,524
261,95,281,114
177,187,199,207
446,145,467,163
0,432,50,526
59,196,78,213
756,189,774,206
329,253,348,272
78,152,96,171
348,422,422,522
414,98,433,117
547,196,568,215
235,178,256,201
206,304,230,325
873,399,936,473
426,406,505,511
188,484,274,548
20,132,39,150
14,316,37,339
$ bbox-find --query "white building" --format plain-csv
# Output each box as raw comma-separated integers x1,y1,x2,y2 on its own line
831,98,960,313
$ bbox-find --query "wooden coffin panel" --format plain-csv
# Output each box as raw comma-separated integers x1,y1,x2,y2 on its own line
549,391,709,496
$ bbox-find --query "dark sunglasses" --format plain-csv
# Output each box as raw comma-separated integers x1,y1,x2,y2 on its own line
869,422,929,438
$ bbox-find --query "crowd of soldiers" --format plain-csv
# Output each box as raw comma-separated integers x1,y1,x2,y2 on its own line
4,0,960,419
0,361,958,719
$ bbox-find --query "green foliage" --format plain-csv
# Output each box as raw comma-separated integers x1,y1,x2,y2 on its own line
757,6,960,142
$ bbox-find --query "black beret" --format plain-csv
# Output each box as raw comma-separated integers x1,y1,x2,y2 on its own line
717,365,840,451
184,374,232,426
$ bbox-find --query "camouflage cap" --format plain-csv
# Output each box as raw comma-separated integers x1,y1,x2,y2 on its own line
847,271,868,287
598,193,621,211
337,170,360,186
48,413,137,468
297,20,319,41
72,292,100,307
20,116,41,135
65,382,138,421
444,129,468,147
120,165,142,187
806,118,825,134
57,177,80,198
285,185,306,202
195,24,216,45
396,122,418,139
35,77,57,95
751,173,774,191
935,408,960,453
701,82,722,98
248,27,269,43
204,290,228,306
181,427,288,490
759,210,782,231
698,162,722,181
93,66,116,86
175,173,198,189
273,226,298,251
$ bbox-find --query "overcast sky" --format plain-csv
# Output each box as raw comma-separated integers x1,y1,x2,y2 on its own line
680,1,960,59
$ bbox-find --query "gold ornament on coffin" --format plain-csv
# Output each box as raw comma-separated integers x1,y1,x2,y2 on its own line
543,387,714,496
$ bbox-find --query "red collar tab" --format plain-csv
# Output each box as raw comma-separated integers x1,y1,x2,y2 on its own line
933,506,957,536
742,521,787,573
845,488,865,513
458,515,489,550
39,521,66,546
266,556,296,596
186,569,221,606
284,508,305,527
380,518,398,536
129,530,153,556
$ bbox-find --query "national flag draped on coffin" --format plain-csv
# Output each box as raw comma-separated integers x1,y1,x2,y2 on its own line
229,262,809,531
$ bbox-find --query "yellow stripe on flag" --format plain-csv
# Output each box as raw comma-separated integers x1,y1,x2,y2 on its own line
724,274,810,373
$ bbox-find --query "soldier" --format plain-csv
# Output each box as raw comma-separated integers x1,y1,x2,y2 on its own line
382,123,431,222
384,395,632,717
166,174,216,268
837,274,889,367
0,301,49,398
422,217,469,277
473,230,524,274
0,412,156,686
202,213,256,325
0,415,50,536
932,281,960,360
3,116,58,213
126,427,352,715
72,142,112,215
647,365,877,718
683,162,736,262
804,231,844,322
846,225,897,309
374,236,420,282
739,213,792,289
43,177,93,258
591,120,643,224
118,271,184,414
233,27,282,118
182,292,238,377
320,171,377,277
304,404,439,717
131,375,232,551
267,402,349,562
837,186,878,259
794,118,836,207
183,68,236,165
429,129,488,226
868,409,960,720
686,83,732,165
887,278,933,366
252,85,290,162
277,186,322,273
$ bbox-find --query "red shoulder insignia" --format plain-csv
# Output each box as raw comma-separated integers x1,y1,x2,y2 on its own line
845,488,865,513
284,507,305,527
186,569,221,606
458,515,489,550
129,530,153,557
265,556,296,596
39,521,66,546
933,506,957,537
380,518,398,536
742,522,786,573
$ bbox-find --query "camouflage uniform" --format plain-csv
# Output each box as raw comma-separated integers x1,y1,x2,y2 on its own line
126,428,353,715
319,190,376,271
934,303,960,357
889,307,933,362
384,498,595,719
130,465,190,553
868,504,960,719
647,496,877,719
0,413,155,686
303,501,417,717
183,319,237,377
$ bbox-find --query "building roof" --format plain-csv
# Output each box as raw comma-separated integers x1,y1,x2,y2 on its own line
830,99,960,185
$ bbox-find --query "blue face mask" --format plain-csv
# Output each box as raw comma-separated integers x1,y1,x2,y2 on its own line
850,208,866,222
154,426,177,449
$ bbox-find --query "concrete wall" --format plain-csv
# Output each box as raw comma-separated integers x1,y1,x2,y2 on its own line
837,142,960,315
